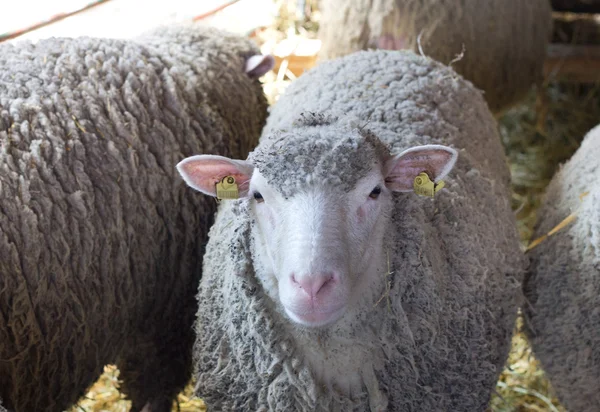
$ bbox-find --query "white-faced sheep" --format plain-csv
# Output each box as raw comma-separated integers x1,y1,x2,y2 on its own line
318,0,553,114
178,50,525,411
523,125,600,412
0,24,272,412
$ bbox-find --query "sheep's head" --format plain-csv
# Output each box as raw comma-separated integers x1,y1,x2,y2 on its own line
177,125,457,328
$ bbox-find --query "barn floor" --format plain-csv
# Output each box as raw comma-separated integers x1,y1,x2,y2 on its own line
3,1,593,411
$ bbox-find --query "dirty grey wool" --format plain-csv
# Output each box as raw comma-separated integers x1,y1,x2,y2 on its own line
523,125,600,412
0,24,268,412
194,50,524,411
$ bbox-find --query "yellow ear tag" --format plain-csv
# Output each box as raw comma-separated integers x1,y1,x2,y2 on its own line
215,176,239,200
413,172,445,197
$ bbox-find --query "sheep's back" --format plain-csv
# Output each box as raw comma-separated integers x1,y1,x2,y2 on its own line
265,50,511,185
523,126,600,412
318,0,552,113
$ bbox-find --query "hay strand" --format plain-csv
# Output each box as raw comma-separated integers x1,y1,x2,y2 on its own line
525,190,590,251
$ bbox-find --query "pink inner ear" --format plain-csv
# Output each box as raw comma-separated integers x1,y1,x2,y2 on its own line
385,147,457,192
178,157,251,196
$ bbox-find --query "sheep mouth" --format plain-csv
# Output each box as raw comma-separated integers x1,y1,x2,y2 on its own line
283,304,345,327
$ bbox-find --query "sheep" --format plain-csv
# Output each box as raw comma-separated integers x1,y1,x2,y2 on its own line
317,0,553,114
523,125,600,412
177,49,525,411
0,24,272,412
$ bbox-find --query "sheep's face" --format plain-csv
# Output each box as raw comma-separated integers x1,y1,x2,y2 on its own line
177,139,457,328
246,167,390,327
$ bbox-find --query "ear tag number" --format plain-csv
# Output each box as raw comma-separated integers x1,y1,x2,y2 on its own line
413,172,445,197
215,176,239,200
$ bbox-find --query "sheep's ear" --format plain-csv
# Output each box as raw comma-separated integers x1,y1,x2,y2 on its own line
245,54,275,78
176,155,254,197
384,145,458,192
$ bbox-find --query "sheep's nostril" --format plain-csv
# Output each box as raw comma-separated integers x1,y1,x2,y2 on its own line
292,273,335,298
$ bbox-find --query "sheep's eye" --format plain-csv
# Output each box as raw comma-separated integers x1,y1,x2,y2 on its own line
253,191,264,203
369,186,382,199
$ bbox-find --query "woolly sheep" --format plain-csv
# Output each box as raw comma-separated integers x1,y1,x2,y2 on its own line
0,24,272,412
318,0,553,114
178,50,525,411
523,125,600,412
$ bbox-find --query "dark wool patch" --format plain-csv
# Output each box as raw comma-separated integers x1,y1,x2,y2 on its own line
524,126,600,412
0,24,269,412
194,50,526,411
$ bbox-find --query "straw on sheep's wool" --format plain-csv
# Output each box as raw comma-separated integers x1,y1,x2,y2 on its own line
194,50,525,411
0,24,269,412
524,125,600,412
318,0,552,114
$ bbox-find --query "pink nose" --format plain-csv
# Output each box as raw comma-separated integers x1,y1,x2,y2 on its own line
291,273,335,299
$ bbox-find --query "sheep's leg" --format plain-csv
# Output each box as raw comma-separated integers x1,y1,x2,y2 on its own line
139,398,174,412
117,306,196,412
117,332,192,412
118,346,182,412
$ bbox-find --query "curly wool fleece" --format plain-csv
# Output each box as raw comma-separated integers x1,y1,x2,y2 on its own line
0,24,269,412
524,125,600,412
194,50,525,411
